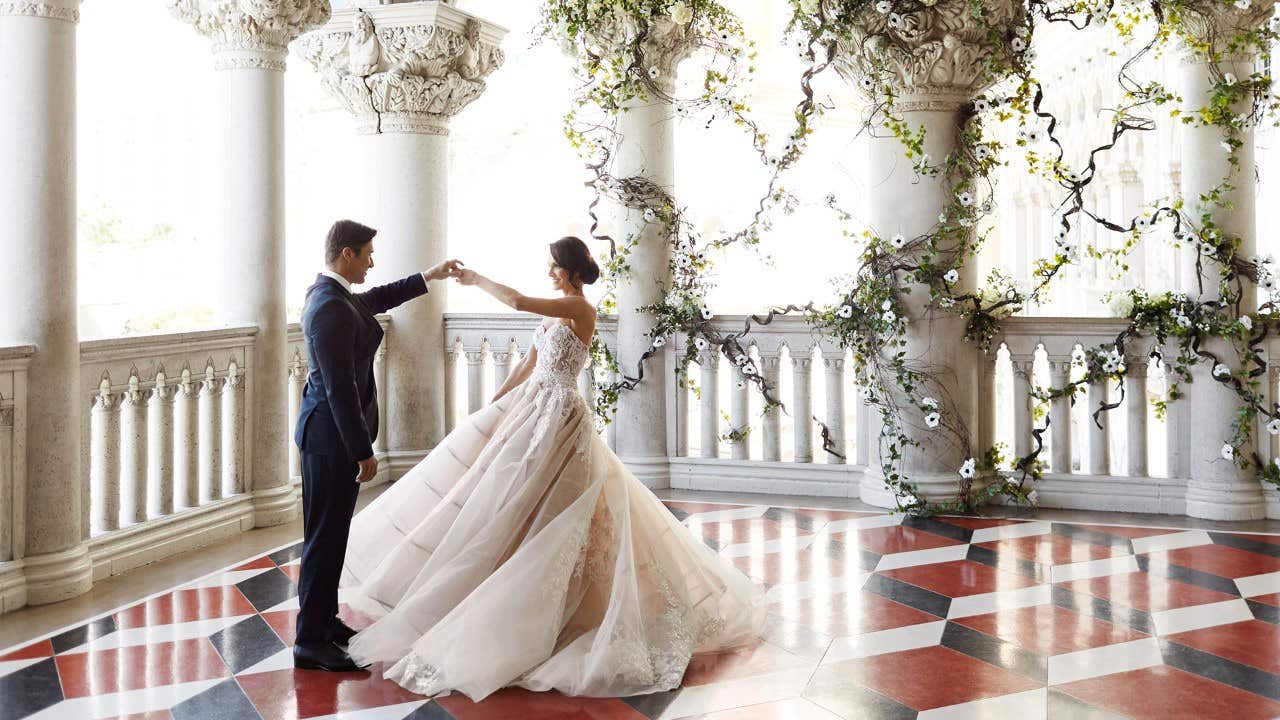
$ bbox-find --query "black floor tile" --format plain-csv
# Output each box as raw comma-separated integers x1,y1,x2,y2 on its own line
208,614,287,674
48,615,117,654
940,621,1047,683
863,573,950,618
1161,639,1280,702
169,677,263,720
235,568,298,612
0,658,64,720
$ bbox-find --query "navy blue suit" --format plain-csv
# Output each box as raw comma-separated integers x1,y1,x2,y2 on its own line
294,272,428,647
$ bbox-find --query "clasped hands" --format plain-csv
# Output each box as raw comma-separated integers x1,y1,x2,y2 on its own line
425,259,466,282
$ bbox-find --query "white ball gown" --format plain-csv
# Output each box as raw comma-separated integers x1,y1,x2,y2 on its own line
340,321,766,701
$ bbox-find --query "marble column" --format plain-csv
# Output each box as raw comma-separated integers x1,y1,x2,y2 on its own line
169,0,330,526
1176,5,1271,520
835,0,1024,507
299,2,505,479
0,0,93,605
599,20,698,489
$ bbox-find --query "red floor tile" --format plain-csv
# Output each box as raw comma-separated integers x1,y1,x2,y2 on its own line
976,534,1122,567
934,516,1031,530
1145,543,1280,579
1235,533,1280,546
117,712,174,720
790,509,879,523
231,556,278,571
0,638,53,661
279,564,302,583
665,502,747,516
114,586,257,630
881,560,1039,598
954,604,1148,656
681,642,812,687
824,645,1041,711
681,697,837,719
852,525,966,555
437,688,649,720
1056,571,1237,613
771,590,940,637
1057,665,1280,720
55,638,230,698
698,517,793,547
1069,524,1182,540
1166,620,1280,675
261,606,375,647
238,664,423,720
1250,592,1280,607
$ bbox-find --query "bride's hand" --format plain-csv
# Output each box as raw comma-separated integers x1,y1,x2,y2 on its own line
455,268,480,286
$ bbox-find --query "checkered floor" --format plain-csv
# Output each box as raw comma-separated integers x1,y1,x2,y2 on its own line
2,501,1280,719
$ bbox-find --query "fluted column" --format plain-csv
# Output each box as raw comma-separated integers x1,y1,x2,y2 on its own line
791,355,813,463
835,0,1024,506
1088,378,1111,476
0,0,91,604
760,354,782,461
1048,357,1073,474
1011,358,1034,463
1177,5,1271,520
729,365,750,461
170,0,329,526
299,4,506,480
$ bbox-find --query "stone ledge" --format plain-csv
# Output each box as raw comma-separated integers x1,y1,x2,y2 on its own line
669,457,865,498
86,495,257,581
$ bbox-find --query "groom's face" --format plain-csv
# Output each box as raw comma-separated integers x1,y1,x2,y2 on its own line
343,241,375,284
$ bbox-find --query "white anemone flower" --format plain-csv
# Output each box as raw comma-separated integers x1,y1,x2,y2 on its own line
837,304,853,319
944,269,960,284
890,234,906,250
959,458,976,478
924,411,941,428
1213,363,1230,378
1222,443,1235,461
1268,418,1280,435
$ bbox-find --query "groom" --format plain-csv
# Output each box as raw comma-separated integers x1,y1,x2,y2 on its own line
293,219,462,671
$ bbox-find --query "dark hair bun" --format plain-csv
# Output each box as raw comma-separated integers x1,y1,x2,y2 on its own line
550,236,600,286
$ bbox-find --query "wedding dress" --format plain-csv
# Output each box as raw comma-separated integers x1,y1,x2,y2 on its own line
340,321,766,701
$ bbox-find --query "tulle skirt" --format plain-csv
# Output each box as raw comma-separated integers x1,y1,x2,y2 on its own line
339,376,766,701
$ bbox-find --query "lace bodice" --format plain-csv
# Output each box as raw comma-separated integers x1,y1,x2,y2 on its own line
530,323,590,387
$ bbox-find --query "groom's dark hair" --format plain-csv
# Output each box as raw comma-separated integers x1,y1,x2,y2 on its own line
325,219,377,264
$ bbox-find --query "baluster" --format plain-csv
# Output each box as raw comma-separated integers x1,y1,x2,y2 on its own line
465,350,485,413
444,343,458,434
822,353,846,464
119,372,148,526
221,360,243,496
1088,377,1111,475
978,354,997,456
729,361,750,461
1011,357,1033,462
375,343,389,453
675,361,690,457
198,363,222,504
1126,356,1148,477
174,368,199,509
287,352,305,483
791,354,813,463
90,376,119,534
0,404,12,561
148,369,174,518
1269,366,1279,464
1048,357,1073,474
760,354,782,461
492,341,513,394
699,347,719,459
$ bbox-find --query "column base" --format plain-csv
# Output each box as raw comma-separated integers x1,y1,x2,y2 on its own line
1264,484,1280,520
23,542,93,606
1185,478,1266,521
251,482,299,528
620,456,672,490
860,471,979,510
385,449,430,482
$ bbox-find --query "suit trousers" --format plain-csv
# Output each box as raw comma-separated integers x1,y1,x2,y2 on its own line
296,450,362,647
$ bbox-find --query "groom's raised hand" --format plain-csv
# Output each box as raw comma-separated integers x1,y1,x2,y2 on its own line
425,259,465,282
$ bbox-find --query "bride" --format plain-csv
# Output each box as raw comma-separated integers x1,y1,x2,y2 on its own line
339,236,765,701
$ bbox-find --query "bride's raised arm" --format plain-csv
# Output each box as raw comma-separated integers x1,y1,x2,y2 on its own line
456,269,593,322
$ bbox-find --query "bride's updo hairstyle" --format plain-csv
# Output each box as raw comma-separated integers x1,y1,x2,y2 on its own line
550,236,601,286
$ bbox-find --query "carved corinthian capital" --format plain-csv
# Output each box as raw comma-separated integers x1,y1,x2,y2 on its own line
1175,1,1274,61
583,15,698,92
169,0,332,71
830,0,1024,111
297,2,506,135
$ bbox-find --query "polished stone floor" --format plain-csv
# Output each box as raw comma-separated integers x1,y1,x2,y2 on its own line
2,496,1280,719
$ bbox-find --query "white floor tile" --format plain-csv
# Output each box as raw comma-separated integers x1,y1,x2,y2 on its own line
918,688,1048,720
26,678,226,719
947,584,1052,619
969,521,1052,544
1235,571,1280,599
315,700,431,719
236,647,296,676
875,544,970,571
1130,530,1213,555
765,574,870,604
1151,599,1253,636
822,620,947,664
179,567,276,591
821,514,904,537
0,656,47,678
1048,637,1163,685
61,615,254,654
683,506,770,525
720,534,815,559
655,668,814,720
1049,555,1139,584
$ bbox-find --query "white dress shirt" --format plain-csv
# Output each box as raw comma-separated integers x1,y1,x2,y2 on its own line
321,269,431,293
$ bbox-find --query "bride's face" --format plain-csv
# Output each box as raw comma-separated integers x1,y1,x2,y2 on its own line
548,257,573,294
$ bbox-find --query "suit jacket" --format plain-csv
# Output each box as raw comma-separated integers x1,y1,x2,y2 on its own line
295,273,429,461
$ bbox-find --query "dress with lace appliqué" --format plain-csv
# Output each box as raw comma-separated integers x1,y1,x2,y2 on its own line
340,322,766,701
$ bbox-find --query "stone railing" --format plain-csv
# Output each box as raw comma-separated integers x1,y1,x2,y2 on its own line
0,346,33,612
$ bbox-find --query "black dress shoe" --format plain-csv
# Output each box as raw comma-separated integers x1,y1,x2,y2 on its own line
331,619,358,645
293,642,367,672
